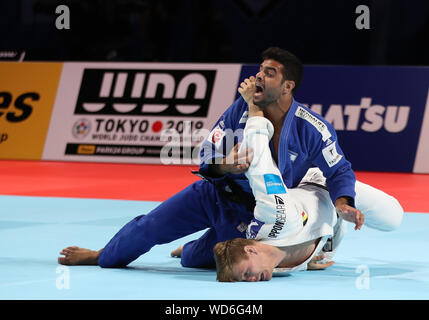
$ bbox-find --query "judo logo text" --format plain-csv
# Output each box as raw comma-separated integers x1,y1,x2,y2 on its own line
74,69,215,117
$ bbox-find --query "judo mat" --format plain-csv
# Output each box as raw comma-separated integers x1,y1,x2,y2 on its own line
0,160,428,300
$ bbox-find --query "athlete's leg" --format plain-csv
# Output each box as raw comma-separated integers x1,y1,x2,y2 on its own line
301,168,403,231
355,180,403,231
180,207,251,268
180,228,219,268
98,180,221,268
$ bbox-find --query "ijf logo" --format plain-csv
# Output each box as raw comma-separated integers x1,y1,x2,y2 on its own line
74,68,216,117
72,119,91,139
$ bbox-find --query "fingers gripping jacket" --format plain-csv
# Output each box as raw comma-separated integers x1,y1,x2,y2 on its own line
239,117,304,241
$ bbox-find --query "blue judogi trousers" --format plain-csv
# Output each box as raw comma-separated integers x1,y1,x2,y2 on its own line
98,180,253,268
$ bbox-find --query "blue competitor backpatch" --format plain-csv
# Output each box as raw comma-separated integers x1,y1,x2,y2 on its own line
263,174,287,194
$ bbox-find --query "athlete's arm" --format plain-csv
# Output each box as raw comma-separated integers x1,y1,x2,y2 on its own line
238,79,303,240
199,97,252,178
208,143,253,177
309,117,364,230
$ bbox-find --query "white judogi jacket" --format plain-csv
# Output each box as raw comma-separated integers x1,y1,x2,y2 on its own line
239,116,341,273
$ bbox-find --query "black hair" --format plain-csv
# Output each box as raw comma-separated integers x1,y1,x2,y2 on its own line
261,47,303,93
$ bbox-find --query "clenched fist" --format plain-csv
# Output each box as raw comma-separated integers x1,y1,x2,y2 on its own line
238,76,257,105
238,76,263,117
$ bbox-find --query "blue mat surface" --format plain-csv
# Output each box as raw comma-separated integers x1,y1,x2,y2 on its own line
1,195,428,300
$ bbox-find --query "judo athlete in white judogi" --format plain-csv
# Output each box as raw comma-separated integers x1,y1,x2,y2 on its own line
213,105,402,282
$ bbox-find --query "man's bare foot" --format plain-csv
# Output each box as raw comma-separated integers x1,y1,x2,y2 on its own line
58,246,101,265
170,245,183,258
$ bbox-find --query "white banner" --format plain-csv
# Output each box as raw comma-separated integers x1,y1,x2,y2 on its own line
413,89,429,173
42,62,242,164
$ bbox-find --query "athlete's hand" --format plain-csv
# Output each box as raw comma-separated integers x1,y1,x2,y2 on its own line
238,76,263,118
335,199,364,230
217,143,253,175
307,254,335,270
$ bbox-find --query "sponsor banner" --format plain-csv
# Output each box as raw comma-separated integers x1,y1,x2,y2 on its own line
238,65,429,172
0,62,63,160
42,62,242,164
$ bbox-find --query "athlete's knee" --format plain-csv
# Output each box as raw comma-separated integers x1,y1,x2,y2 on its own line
377,196,404,231
98,257,128,268
362,194,404,232
180,241,199,267
180,241,216,268
385,197,404,231
98,251,117,268
180,256,215,268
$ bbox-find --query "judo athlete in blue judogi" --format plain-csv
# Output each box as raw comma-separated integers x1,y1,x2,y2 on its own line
58,47,403,269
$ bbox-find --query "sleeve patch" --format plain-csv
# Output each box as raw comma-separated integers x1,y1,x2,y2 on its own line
239,110,248,124
322,141,343,167
207,125,225,148
263,174,287,194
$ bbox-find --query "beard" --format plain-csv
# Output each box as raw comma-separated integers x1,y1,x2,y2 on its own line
253,99,269,108
253,92,278,108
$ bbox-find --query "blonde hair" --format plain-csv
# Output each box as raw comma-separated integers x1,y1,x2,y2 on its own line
213,238,256,282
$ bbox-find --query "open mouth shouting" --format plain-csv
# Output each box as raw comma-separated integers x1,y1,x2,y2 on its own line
254,83,264,98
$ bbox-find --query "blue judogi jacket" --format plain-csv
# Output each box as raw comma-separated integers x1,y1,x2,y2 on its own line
199,96,356,206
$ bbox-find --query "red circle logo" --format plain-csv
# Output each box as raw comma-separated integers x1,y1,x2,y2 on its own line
152,121,163,133
212,129,223,143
